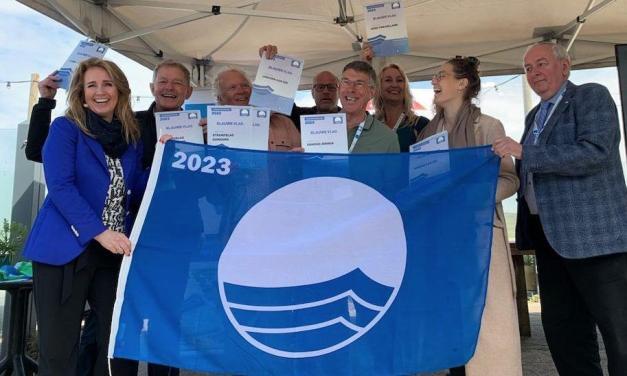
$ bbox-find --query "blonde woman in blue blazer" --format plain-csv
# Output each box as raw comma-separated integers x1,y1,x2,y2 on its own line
23,58,144,376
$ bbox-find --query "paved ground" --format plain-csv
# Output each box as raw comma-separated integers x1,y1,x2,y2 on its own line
139,302,608,376
521,302,608,376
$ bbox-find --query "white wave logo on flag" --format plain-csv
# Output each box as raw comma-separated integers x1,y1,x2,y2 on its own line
218,177,407,358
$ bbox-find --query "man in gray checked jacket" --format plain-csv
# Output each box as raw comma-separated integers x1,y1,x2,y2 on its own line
493,41,627,376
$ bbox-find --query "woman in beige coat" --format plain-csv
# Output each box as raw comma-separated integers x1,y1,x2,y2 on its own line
417,56,522,376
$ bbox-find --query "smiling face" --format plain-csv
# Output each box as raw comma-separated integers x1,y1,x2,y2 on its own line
524,44,570,101
217,70,252,106
431,63,467,109
339,68,375,116
83,67,118,122
312,71,339,112
380,67,405,104
150,65,192,112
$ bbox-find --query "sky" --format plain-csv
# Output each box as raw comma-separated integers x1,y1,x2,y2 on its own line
0,0,625,221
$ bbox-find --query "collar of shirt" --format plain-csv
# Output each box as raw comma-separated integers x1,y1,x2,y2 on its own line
542,81,569,106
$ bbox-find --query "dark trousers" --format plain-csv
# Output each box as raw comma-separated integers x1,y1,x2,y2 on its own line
34,244,181,376
528,214,627,376
110,358,180,376
78,309,98,376
79,313,180,376
80,310,179,376
33,246,121,376
448,366,465,375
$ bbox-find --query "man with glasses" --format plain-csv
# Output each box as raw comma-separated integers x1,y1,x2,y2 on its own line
289,71,342,130
339,61,399,153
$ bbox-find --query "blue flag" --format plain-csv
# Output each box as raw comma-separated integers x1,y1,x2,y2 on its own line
109,141,499,375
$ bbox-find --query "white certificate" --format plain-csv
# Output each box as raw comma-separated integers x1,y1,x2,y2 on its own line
365,1,409,57
184,88,217,118
155,110,203,144
206,106,270,151
409,131,449,152
409,131,450,180
300,114,348,153
58,41,108,90
250,54,304,115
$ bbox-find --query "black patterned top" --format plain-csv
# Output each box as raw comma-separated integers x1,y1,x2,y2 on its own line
396,115,430,152
102,156,126,232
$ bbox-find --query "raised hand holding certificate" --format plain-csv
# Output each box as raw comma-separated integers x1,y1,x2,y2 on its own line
365,1,409,57
206,106,270,151
58,40,108,90
250,54,304,115
156,110,204,144
300,114,348,153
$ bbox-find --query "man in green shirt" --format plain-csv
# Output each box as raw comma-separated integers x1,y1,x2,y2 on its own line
339,61,400,153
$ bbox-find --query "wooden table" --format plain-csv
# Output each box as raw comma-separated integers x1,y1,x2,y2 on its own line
510,243,535,337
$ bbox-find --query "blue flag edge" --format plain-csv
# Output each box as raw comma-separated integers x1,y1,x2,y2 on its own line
108,141,167,359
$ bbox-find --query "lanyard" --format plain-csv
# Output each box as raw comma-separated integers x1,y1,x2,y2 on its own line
392,113,405,132
532,92,564,144
348,121,366,153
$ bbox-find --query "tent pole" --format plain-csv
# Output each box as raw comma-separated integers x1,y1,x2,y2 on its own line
108,13,213,44
522,76,534,116
566,0,596,52
45,0,90,36
555,0,615,38
404,52,517,67
404,37,543,76
303,53,360,72
105,5,163,57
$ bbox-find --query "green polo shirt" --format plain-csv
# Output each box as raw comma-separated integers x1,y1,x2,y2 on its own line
347,114,400,153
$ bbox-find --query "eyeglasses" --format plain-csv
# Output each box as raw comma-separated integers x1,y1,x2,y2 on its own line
340,78,370,90
313,83,338,92
432,72,449,81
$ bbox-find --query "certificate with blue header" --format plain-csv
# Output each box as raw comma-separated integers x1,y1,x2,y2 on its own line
206,106,270,151
250,54,304,115
300,114,348,153
365,1,409,57
409,130,449,152
409,131,450,180
58,40,108,90
156,110,204,144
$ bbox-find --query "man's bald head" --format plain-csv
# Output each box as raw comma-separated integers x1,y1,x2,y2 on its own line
311,71,340,112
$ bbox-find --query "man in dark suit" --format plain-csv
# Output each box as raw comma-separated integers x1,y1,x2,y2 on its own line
493,41,627,376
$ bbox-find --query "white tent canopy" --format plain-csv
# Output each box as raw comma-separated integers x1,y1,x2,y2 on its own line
17,0,627,89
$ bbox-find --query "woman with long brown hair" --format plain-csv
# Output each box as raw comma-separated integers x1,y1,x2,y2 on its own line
22,58,144,376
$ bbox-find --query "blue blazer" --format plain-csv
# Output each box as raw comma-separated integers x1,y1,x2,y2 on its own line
516,81,627,258
23,116,145,266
